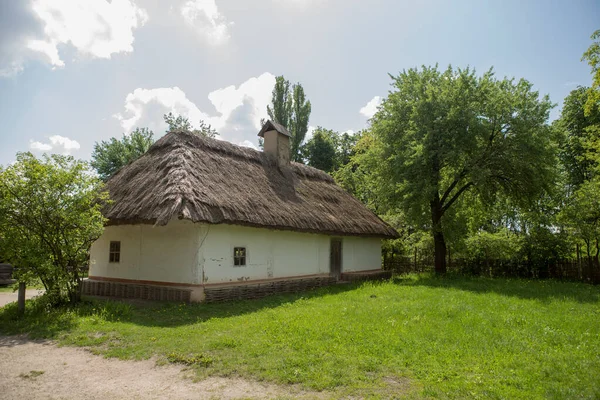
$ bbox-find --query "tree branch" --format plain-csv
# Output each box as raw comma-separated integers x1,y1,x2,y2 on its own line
441,182,474,215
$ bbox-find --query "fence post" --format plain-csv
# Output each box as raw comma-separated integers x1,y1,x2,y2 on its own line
17,282,26,317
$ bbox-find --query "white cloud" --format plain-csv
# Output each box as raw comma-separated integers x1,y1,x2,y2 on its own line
29,135,81,154
208,72,275,131
343,129,355,135
0,0,147,76
181,0,232,45
115,72,276,148
239,140,258,150
115,87,213,134
359,96,382,119
304,125,316,142
29,141,52,152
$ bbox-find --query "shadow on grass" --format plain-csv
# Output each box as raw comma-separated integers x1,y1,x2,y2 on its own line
0,299,80,339
396,273,600,304
0,282,364,338
118,282,362,328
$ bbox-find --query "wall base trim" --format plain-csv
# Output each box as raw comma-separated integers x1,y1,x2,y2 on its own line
82,279,193,302
341,269,392,282
82,269,390,303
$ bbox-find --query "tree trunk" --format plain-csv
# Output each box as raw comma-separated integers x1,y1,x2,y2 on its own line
577,243,582,279
17,282,26,317
433,230,447,274
431,198,447,274
585,239,592,270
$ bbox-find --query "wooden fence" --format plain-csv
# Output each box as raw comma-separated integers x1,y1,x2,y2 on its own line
383,257,600,284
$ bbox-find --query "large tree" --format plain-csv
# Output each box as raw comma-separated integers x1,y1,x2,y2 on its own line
304,127,338,172
267,76,293,128
582,29,600,115
91,127,154,180
289,84,312,162
266,75,311,162
370,66,555,273
556,87,600,188
92,113,218,180
304,128,361,173
0,153,108,304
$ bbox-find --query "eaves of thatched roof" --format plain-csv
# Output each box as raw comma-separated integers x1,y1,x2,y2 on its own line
103,131,398,239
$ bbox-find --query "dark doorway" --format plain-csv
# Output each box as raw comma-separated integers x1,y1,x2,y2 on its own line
330,238,342,279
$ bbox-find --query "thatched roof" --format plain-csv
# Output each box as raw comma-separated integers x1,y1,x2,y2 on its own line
103,131,398,238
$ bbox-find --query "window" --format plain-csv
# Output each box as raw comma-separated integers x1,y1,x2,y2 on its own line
233,247,246,266
109,241,121,263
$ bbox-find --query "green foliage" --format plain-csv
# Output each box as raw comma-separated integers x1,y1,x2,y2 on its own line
336,131,360,166
333,131,385,212
304,128,361,173
0,153,108,304
266,76,293,129
266,75,311,162
559,178,600,258
289,84,312,162
556,86,600,187
582,29,600,115
465,229,521,262
163,112,218,138
303,127,337,172
369,65,556,272
91,128,154,180
1,278,599,398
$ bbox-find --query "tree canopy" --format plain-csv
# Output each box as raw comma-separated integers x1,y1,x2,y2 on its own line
91,128,154,181
303,127,337,172
91,113,218,180
267,76,293,129
266,75,311,162
0,153,108,304
368,65,556,273
164,112,218,138
582,29,600,115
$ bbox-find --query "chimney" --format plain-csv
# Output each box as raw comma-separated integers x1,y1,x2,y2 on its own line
258,120,291,168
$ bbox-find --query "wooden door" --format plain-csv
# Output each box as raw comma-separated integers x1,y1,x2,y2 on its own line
330,239,342,279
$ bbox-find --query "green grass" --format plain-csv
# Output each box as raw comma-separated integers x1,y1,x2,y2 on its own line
1,274,599,399
0,285,16,292
0,279,44,292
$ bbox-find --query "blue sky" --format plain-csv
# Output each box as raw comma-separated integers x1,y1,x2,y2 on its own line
0,0,598,165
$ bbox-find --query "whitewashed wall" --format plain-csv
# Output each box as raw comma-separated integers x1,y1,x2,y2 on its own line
89,219,203,284
200,224,331,284
89,220,382,285
341,236,382,272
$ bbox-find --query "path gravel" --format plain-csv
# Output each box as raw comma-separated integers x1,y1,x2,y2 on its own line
0,335,324,399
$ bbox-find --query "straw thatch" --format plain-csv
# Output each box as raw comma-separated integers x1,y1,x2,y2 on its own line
103,130,398,238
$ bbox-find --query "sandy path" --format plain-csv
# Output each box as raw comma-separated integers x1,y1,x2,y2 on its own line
0,335,323,400
0,289,44,307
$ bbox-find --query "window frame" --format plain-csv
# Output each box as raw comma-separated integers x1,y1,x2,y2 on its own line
109,241,121,263
233,246,247,267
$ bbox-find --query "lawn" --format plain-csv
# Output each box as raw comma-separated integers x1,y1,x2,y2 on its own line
1,274,599,399
0,285,16,293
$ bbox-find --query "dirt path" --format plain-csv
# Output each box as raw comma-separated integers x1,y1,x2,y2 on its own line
0,289,44,307
0,335,324,400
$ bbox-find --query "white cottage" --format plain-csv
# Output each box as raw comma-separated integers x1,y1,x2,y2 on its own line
85,121,398,302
